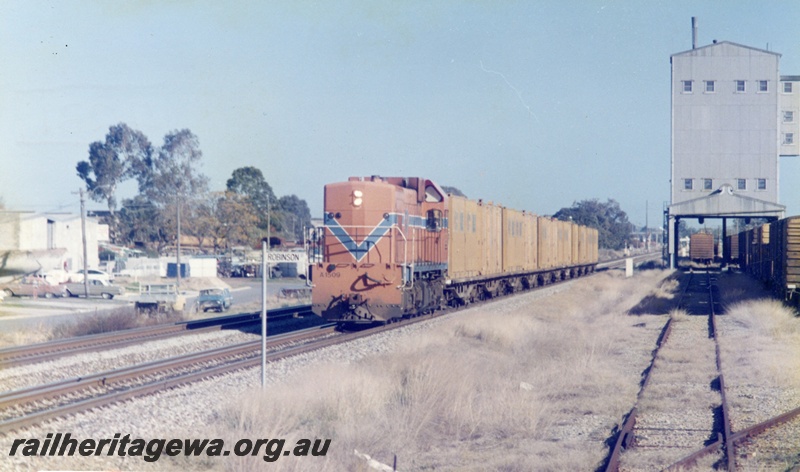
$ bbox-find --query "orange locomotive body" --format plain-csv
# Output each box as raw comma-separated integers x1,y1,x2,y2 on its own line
311,176,599,324
310,176,448,323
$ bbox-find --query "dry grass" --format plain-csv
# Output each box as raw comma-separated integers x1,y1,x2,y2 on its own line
628,277,681,315
202,269,677,471
0,305,188,349
49,306,185,339
719,299,800,391
0,321,51,348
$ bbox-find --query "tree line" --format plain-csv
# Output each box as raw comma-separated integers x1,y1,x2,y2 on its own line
77,123,311,254
554,199,635,250
76,124,634,253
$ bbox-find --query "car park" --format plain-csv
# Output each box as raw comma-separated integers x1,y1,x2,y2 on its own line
1,277,67,298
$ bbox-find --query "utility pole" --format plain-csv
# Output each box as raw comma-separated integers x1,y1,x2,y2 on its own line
176,197,181,290
261,198,271,389
646,200,650,251
77,189,89,298
261,237,267,388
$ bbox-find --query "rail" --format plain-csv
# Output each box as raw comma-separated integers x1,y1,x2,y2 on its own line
0,305,312,368
604,270,737,470
0,324,336,434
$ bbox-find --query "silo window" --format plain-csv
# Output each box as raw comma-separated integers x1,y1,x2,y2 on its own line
759,80,769,92
736,80,746,92
682,80,692,93
757,179,767,190
684,179,693,190
737,179,747,190
704,179,713,191
705,81,715,93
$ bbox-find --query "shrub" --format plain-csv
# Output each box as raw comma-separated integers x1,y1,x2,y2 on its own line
49,306,185,339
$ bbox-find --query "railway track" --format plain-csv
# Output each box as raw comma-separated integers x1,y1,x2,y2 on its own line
605,270,731,470
0,258,661,438
0,305,311,368
0,324,337,435
1,253,653,370
0,293,475,435
606,270,800,471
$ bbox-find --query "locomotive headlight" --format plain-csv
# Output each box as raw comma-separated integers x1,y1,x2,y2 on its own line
352,190,363,207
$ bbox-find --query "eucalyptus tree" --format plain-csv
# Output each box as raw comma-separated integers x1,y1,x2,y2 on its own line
277,194,312,241
194,191,260,251
76,123,152,220
554,199,633,250
116,195,170,252
138,129,209,203
130,129,210,251
226,166,278,233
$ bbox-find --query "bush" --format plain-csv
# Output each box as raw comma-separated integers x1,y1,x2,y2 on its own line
50,306,185,339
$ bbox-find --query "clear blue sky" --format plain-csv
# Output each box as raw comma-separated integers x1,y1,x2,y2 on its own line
2,1,798,228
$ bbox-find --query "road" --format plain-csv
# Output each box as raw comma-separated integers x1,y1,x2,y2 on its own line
0,277,310,332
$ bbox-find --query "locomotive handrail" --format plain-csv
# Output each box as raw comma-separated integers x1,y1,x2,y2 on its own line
393,226,412,290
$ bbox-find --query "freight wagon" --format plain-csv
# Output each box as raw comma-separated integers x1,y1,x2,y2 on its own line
736,216,800,305
689,232,715,263
310,176,598,324
723,234,739,264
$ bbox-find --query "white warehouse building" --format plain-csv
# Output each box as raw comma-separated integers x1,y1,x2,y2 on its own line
0,211,107,279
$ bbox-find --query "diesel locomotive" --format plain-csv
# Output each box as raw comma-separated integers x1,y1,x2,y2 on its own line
309,176,598,324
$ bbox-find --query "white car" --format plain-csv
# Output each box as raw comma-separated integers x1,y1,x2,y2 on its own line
69,269,113,284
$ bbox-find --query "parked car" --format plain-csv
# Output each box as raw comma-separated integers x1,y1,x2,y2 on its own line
69,269,113,284
42,268,72,285
196,288,233,312
1,277,66,298
64,279,124,299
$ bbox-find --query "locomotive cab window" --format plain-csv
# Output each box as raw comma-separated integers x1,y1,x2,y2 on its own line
425,185,443,203
426,209,443,232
